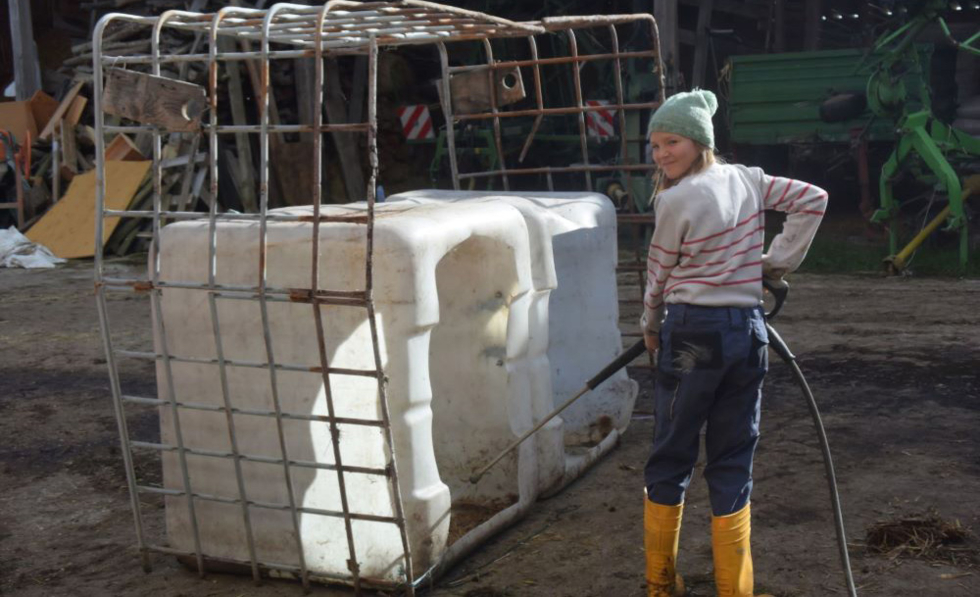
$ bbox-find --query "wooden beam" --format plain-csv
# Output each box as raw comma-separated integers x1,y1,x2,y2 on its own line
38,82,85,141
691,0,714,88
294,58,317,144
324,58,366,202
805,0,821,51
8,0,41,101
654,0,680,93
774,0,786,52
60,123,79,176
348,55,368,126
217,37,257,213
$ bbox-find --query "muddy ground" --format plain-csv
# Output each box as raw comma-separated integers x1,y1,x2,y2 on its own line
1,258,978,596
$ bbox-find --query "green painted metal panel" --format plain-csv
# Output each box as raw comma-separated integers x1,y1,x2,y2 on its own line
727,46,932,145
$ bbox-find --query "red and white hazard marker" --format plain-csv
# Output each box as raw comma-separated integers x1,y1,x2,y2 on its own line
397,104,435,140
585,100,616,138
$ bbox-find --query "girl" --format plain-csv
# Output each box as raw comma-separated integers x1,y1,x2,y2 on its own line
640,89,827,597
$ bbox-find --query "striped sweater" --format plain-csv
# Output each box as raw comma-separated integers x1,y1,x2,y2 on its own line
641,162,827,334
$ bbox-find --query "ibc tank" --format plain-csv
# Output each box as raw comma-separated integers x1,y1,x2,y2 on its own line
153,194,635,585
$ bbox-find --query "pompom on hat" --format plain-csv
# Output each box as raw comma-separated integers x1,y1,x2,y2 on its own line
647,88,718,149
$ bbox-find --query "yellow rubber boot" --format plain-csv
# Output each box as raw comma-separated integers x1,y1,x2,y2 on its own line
644,498,685,597
710,503,772,597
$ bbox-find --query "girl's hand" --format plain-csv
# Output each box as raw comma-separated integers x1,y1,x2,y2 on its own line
643,331,659,354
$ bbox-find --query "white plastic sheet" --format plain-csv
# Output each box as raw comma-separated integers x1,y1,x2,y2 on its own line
0,226,66,269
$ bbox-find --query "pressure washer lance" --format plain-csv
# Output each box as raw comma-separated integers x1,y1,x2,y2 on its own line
468,281,858,597
468,339,648,485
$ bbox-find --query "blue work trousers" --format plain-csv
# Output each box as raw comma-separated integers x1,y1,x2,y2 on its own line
644,304,769,516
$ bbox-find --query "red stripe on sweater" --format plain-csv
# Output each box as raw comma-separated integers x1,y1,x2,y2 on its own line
647,255,679,269
763,178,777,202
682,210,764,246
696,225,764,254
800,210,825,216
649,243,681,256
792,193,827,210
772,180,794,208
676,242,765,269
668,260,763,281
784,183,813,211
665,276,763,296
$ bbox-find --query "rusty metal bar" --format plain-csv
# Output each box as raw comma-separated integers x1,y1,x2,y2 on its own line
454,101,661,122
129,441,391,476
207,9,261,584
437,41,460,190
517,35,544,164
92,14,151,574
610,25,630,181
482,38,508,190
458,163,656,180
121,394,387,427
151,10,206,579
364,33,416,596
313,3,362,593
102,209,371,223
101,122,373,135
114,349,382,376
539,14,659,30
100,277,368,301
258,5,311,591
446,49,658,73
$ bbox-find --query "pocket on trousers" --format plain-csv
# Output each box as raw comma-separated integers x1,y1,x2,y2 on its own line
669,330,724,373
747,318,769,369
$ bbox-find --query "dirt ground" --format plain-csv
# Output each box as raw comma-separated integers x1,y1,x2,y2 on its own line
2,257,979,597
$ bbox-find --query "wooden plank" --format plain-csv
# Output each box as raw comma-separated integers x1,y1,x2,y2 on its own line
25,160,151,259
654,0,680,92
105,134,146,161
271,141,316,207
691,0,714,88
774,0,786,52
218,37,257,212
0,100,38,146
8,0,41,101
65,95,88,127
29,90,60,136
324,58,365,202
804,0,821,51
38,81,85,141
294,57,316,144
60,122,79,175
102,69,206,132
348,55,368,125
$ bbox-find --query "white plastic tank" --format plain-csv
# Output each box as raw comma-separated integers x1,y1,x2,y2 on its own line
154,193,636,584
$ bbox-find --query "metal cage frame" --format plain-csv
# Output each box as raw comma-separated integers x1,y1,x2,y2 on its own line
93,2,664,593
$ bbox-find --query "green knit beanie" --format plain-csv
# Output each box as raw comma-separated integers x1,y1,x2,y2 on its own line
647,88,718,149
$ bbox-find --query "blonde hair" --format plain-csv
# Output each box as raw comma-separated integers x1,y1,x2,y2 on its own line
656,143,720,192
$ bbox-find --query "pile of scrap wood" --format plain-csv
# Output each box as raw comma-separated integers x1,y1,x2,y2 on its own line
2,0,368,261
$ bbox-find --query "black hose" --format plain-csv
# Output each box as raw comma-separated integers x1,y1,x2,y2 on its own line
765,323,858,597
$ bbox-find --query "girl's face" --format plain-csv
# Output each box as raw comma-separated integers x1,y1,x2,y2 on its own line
649,132,700,181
